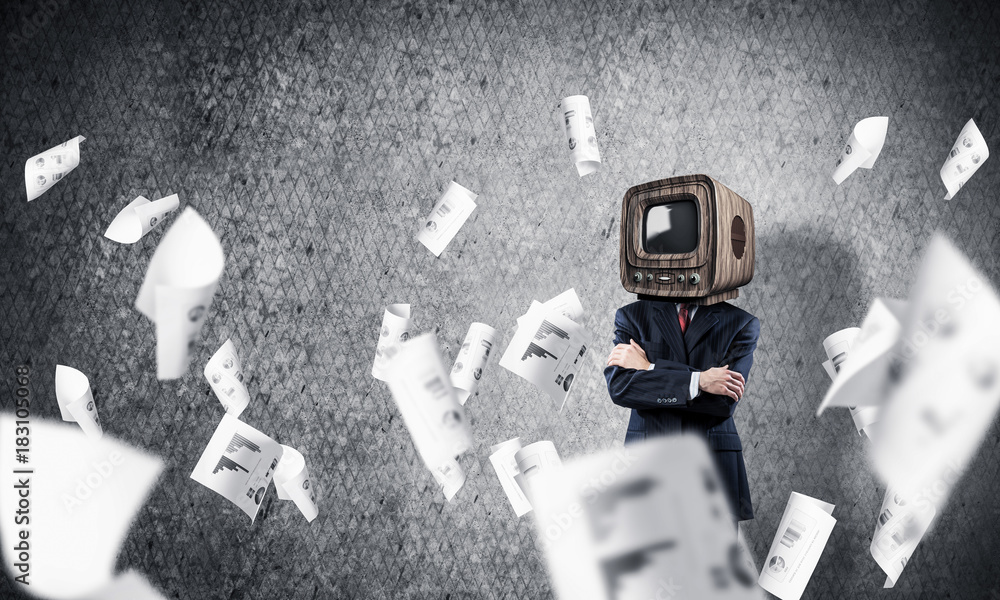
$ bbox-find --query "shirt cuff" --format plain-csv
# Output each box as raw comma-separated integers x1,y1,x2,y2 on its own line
647,363,655,371
690,372,701,399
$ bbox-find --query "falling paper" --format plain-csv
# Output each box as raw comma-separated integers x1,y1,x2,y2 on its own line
872,235,1000,507
488,437,532,517
556,95,601,176
758,492,837,600
25,135,85,201
89,570,169,600
274,445,318,522
451,322,498,404
55,364,103,439
372,303,412,381
500,307,590,409
204,339,250,417
831,117,889,184
940,118,989,200
819,327,881,438
431,457,467,502
417,181,478,257
0,415,163,599
190,414,283,522
385,332,474,475
135,207,225,380
519,288,586,326
870,487,936,588
512,440,562,504
530,435,761,600
104,194,181,244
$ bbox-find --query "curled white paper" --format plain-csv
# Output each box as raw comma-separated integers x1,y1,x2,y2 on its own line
55,364,103,439
940,118,989,200
758,492,837,600
512,440,562,504
556,95,601,176
450,322,498,404
488,437,532,517
372,303,412,381
417,182,478,257
25,135,85,201
274,445,318,522
204,339,250,417
431,456,466,502
104,194,180,244
135,207,225,380
832,117,888,184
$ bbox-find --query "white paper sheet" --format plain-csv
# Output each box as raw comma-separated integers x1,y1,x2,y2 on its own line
204,339,250,417
431,456,467,502
832,117,889,184
758,492,837,600
135,207,225,380
0,416,163,599
451,322,498,404
940,118,990,200
531,435,761,600
556,95,601,176
500,308,590,410
385,332,474,471
55,364,103,439
25,135,85,201
512,440,562,505
89,570,169,600
870,487,936,588
189,414,283,522
873,235,1000,506
274,445,318,522
372,303,412,381
488,437,532,517
529,288,586,323
104,194,181,244
417,181,478,257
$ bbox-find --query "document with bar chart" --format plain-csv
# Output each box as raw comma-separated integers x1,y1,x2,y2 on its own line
190,414,284,522
758,492,837,600
500,309,590,409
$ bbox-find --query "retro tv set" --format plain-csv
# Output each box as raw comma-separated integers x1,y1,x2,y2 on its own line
619,174,755,305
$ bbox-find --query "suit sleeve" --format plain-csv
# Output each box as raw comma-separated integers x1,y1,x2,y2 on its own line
604,309,759,419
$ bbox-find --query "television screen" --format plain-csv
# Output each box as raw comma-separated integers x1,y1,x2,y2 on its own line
643,200,698,254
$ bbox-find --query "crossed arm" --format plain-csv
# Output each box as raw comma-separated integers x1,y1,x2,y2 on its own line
603,310,760,419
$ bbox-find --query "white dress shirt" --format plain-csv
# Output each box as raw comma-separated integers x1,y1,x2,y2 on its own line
647,303,701,399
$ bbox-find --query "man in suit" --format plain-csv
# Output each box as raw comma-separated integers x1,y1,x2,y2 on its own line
604,300,760,521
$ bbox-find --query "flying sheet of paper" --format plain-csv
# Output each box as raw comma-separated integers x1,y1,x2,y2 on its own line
55,364,103,439
25,135,85,201
940,118,990,200
417,181,478,257
190,414,283,523
88,570,169,600
556,95,601,176
512,440,562,505
832,117,889,184
204,339,250,417
0,415,163,599
135,207,225,380
372,303,412,381
431,456,467,502
274,445,318,522
758,492,837,600
104,194,181,244
870,487,936,588
500,308,590,410
451,322,498,404
385,332,474,471
816,298,906,415
489,437,532,517
531,435,761,600
873,234,1000,506
519,288,586,326
819,328,882,437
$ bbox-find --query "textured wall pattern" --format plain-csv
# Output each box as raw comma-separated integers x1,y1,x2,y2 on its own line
2,0,999,598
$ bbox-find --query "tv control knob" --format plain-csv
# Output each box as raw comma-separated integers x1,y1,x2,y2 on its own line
634,271,642,283
647,273,654,282
676,274,685,284
690,273,701,285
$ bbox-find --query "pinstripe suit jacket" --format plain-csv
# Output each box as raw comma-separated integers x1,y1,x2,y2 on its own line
604,299,760,520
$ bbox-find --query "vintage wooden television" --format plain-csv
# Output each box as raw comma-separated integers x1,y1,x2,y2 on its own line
619,174,755,305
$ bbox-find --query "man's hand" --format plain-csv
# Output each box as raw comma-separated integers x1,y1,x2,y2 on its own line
607,339,651,371
699,365,745,401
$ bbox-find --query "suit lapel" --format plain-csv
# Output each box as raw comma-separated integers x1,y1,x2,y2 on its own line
650,301,687,362
684,304,720,356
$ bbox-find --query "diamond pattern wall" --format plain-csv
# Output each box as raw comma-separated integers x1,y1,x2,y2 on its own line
1,0,999,598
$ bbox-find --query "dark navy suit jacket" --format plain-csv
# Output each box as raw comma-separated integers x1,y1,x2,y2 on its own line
604,299,760,520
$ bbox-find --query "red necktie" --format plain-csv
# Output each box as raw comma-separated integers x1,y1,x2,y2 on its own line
678,303,690,335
